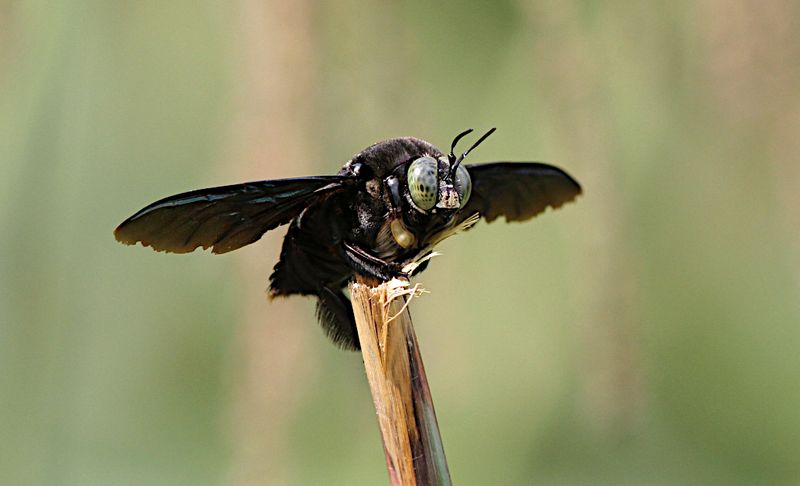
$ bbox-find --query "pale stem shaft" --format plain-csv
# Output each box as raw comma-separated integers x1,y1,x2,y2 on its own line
349,276,451,486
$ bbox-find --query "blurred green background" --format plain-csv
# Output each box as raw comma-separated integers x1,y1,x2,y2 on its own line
2,1,800,484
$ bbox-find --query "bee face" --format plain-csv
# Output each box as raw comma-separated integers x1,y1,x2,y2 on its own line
405,155,472,212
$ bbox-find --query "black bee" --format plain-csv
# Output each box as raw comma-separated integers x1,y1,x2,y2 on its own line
115,129,581,350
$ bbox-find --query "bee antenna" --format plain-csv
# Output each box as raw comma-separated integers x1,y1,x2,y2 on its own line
448,128,474,164
451,127,496,176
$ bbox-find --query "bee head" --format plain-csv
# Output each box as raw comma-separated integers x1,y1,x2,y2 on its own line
405,128,495,212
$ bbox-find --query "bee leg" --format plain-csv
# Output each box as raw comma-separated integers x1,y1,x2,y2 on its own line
316,286,360,351
342,241,407,281
408,253,431,276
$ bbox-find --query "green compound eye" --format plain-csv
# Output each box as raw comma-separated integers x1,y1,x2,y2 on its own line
407,156,438,210
453,163,472,208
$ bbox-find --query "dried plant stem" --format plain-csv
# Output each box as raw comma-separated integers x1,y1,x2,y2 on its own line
349,275,451,486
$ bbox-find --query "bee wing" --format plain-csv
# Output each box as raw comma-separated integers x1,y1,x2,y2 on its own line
460,162,581,224
114,176,353,254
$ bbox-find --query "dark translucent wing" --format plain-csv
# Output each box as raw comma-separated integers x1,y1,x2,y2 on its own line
114,176,351,254
461,162,581,223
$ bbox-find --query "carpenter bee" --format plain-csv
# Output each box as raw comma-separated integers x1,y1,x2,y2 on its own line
115,129,581,350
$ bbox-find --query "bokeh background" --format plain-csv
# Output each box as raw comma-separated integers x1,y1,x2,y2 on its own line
2,1,800,484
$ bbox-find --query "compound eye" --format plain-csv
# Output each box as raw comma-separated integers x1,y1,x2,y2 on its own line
453,164,472,207
407,156,438,210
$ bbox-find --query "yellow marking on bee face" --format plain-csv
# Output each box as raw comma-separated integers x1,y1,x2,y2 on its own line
436,184,459,209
